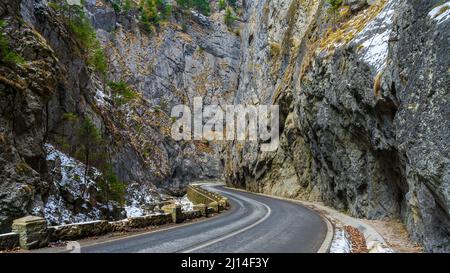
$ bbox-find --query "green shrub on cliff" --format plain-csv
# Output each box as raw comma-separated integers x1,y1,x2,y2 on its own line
89,47,108,75
111,0,134,13
66,7,108,75
192,0,210,15
139,0,172,32
0,20,25,65
123,0,133,12
227,0,237,9
75,117,125,211
112,0,122,13
326,0,343,28
224,7,236,27
98,163,126,209
176,0,210,16
326,0,343,11
108,80,138,105
62,112,78,122
176,0,190,9
218,0,226,10
76,117,103,184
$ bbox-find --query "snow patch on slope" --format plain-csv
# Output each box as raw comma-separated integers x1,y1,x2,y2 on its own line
94,88,110,107
43,143,103,225
353,0,397,72
429,2,450,24
45,143,101,190
67,0,82,5
124,204,144,218
176,195,194,212
125,182,160,217
44,195,102,225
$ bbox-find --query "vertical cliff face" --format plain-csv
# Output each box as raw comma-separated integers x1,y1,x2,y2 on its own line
0,0,448,252
225,0,323,198
225,0,449,252
1,0,60,231
84,0,240,193
0,0,239,230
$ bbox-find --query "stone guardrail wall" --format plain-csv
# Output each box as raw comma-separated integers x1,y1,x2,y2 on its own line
187,185,229,212
48,220,113,242
0,232,19,251
0,185,229,251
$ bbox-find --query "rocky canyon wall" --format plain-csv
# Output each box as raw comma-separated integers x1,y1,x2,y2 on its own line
224,0,449,252
0,0,448,253
0,0,238,230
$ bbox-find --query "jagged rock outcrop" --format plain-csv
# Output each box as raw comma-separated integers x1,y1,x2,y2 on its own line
1,0,448,253
225,0,449,252
90,0,240,192
0,0,239,230
1,0,59,231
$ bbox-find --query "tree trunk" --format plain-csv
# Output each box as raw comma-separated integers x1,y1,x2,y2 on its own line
83,148,89,198
106,183,110,220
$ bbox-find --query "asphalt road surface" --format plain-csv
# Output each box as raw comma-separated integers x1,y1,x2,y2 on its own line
45,185,328,253
83,185,327,253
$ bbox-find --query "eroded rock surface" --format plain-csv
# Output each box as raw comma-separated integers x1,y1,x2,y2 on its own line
0,0,238,230
225,0,449,252
1,0,448,253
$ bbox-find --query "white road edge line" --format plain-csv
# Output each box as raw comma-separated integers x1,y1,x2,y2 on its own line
223,186,334,253
181,194,272,253
58,203,235,251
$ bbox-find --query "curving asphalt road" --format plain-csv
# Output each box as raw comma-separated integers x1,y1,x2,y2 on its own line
63,185,328,253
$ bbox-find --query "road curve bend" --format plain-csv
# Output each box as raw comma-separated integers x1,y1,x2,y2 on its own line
80,185,328,253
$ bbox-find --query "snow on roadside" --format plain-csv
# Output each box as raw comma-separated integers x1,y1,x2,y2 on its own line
176,195,194,212
428,2,450,25
367,240,394,253
329,228,352,253
329,226,394,253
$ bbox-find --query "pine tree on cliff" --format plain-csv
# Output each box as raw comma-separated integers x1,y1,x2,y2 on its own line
98,161,126,220
227,0,237,9
77,117,102,188
175,0,210,16
192,0,211,16
326,0,343,29
224,7,235,27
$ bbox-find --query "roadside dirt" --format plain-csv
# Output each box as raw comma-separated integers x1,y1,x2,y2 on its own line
362,219,423,253
345,225,368,253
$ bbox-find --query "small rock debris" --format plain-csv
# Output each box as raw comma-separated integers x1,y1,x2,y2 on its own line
345,225,368,253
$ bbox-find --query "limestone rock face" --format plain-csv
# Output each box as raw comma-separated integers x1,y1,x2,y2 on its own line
0,0,448,253
0,0,238,231
85,0,239,196
224,0,450,252
386,0,450,252
0,0,59,232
